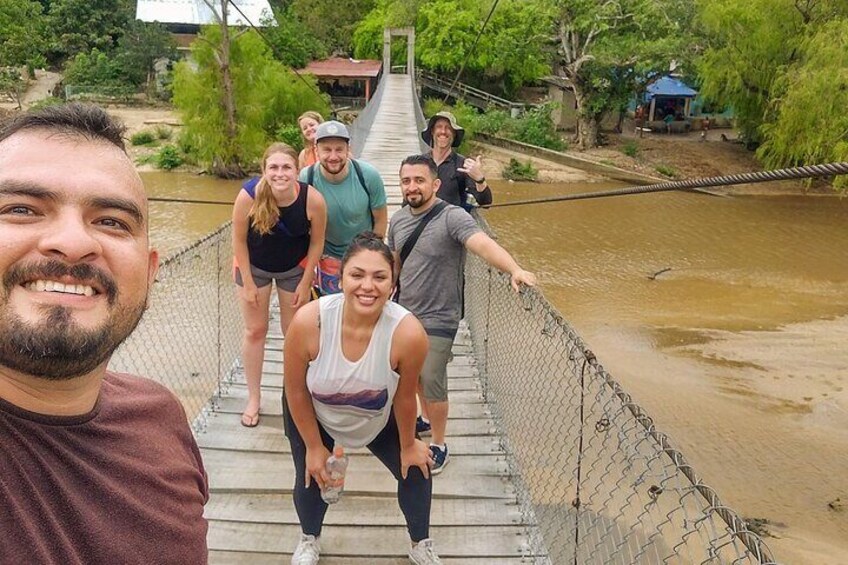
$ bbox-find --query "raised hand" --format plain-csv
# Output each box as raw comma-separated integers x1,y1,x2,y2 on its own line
457,155,485,183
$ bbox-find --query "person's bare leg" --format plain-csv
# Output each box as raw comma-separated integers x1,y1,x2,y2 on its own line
277,287,298,336
428,400,449,447
238,284,272,426
418,383,430,421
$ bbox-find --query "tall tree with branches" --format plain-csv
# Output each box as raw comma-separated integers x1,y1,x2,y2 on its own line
195,0,243,176
552,0,695,149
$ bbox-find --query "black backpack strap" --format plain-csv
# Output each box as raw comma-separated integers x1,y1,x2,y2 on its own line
394,201,449,302
307,163,316,187
350,159,375,229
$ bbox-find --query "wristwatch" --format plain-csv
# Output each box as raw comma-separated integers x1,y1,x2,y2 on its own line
474,176,486,184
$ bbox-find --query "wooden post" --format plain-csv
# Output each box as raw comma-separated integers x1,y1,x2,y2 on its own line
407,29,415,75
383,28,391,71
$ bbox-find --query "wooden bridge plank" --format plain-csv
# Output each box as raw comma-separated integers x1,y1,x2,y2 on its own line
209,552,531,565
213,385,490,419
207,522,530,558
196,424,503,456
201,448,514,499
200,71,539,562
204,493,523,526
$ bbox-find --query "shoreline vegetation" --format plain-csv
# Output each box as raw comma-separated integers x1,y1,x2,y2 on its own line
101,105,838,197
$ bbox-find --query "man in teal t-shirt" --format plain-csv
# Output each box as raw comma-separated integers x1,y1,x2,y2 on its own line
299,120,387,259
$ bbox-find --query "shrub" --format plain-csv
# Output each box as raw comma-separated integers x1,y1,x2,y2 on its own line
502,158,538,181
512,103,564,150
154,125,173,140
476,108,511,136
130,130,156,146
27,96,64,110
655,164,676,177
155,145,183,170
622,140,639,158
64,49,126,88
275,124,304,152
423,97,449,118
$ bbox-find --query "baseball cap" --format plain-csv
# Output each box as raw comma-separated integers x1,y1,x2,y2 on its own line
314,120,350,143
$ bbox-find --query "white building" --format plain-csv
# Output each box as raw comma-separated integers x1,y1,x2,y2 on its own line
136,0,276,52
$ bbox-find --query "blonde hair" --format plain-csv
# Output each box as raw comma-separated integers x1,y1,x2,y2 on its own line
250,143,300,235
298,111,324,142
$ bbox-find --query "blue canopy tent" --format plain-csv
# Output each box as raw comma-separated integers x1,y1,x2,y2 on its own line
643,76,698,122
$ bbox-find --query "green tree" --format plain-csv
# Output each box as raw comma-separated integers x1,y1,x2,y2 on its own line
0,0,48,69
115,20,178,90
552,0,696,149
417,0,551,96
291,0,376,54
697,0,847,153
354,0,550,97
173,26,329,177
0,0,48,108
45,0,134,63
756,19,848,188
63,48,126,89
262,5,327,68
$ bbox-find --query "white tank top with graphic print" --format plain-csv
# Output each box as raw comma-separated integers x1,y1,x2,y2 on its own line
306,293,410,448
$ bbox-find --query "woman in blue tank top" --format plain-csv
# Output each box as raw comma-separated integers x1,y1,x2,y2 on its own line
232,143,327,428
283,233,442,564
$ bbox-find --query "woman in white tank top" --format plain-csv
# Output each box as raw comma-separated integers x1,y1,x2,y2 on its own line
283,233,442,565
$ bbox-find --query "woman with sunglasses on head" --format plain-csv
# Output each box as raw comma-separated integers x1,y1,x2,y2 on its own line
233,142,327,428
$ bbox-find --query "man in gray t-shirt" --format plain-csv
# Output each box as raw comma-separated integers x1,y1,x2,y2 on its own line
388,154,536,475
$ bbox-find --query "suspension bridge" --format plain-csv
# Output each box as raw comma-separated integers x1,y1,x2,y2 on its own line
110,28,781,565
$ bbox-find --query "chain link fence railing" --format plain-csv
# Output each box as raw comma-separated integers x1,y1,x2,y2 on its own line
463,212,780,565
109,222,242,432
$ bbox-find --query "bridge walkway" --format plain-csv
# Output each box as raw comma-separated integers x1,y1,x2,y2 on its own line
198,72,537,563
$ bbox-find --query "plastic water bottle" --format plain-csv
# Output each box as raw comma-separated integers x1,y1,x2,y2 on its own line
321,445,348,504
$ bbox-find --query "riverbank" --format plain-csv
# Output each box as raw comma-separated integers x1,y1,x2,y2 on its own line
475,129,838,196
85,105,839,195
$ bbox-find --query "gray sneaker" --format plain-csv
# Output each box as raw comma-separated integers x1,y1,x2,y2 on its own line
291,533,320,564
409,538,442,564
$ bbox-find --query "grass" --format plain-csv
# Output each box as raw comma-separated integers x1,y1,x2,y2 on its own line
154,125,173,140
655,164,677,177
502,158,538,181
130,130,156,146
622,140,639,158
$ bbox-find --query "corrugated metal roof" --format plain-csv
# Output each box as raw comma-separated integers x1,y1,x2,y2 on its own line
301,58,382,79
646,76,698,98
136,0,275,26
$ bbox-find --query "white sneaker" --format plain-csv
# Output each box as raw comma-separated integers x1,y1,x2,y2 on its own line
408,538,442,564
291,533,320,564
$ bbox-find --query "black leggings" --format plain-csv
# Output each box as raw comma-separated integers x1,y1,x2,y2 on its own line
283,399,432,541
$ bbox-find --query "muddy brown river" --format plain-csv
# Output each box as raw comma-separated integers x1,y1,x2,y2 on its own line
143,172,848,564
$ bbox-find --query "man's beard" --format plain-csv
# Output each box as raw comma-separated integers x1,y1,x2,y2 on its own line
320,159,346,176
0,260,148,380
407,192,434,209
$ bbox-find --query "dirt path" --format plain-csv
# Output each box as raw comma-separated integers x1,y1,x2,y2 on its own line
22,70,63,106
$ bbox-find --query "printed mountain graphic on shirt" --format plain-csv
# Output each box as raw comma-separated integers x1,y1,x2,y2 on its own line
312,388,389,411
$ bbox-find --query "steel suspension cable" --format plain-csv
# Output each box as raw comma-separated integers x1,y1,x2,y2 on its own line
147,162,848,207
441,0,502,104
487,162,848,208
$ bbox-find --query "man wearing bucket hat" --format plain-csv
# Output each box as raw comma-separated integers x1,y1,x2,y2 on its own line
421,111,492,210
299,120,388,294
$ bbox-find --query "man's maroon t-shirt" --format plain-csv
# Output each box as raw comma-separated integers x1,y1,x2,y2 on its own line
0,372,209,564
